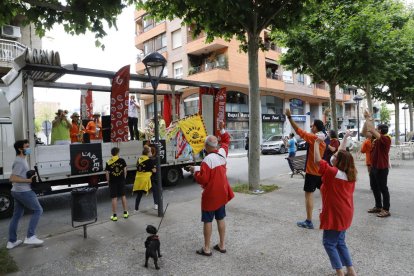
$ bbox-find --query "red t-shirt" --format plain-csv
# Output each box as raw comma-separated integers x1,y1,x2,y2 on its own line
360,139,372,166
319,160,355,231
371,135,391,169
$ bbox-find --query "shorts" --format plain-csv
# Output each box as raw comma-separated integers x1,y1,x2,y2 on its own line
109,181,126,198
201,205,226,223
304,173,322,193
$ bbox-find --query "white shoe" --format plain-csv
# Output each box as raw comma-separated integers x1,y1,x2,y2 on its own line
6,240,22,249
153,204,158,210
24,235,44,245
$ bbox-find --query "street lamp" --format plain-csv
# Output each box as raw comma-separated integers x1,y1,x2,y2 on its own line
143,52,167,217
403,103,409,142
353,95,364,141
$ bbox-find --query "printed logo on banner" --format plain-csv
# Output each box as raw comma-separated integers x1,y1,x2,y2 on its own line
144,140,167,164
70,143,103,175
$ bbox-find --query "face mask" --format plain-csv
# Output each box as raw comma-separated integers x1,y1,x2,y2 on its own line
23,148,32,155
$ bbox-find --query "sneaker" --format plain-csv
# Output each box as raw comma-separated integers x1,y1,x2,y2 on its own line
297,220,314,229
110,215,118,221
6,240,22,249
153,204,158,210
24,236,44,245
123,211,129,219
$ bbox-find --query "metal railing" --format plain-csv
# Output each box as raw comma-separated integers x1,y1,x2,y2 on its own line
0,39,26,63
188,61,228,75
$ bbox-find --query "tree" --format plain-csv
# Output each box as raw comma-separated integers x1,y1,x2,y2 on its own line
0,0,136,48
380,103,391,124
274,0,408,132
139,0,308,191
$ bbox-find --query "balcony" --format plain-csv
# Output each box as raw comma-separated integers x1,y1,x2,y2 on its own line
188,60,228,76
0,39,26,73
186,31,228,55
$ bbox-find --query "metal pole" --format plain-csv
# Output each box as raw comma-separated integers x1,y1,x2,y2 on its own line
404,109,407,142
357,102,360,141
153,87,164,217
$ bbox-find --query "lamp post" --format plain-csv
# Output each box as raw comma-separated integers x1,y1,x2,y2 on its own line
353,95,364,141
403,103,409,142
143,52,167,217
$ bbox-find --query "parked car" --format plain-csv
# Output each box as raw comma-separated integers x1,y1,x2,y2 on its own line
296,138,307,151
338,129,358,150
261,135,287,154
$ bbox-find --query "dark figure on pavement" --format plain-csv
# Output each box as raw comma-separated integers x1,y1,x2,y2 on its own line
128,95,140,140
285,108,326,229
324,130,340,166
189,121,234,256
314,133,357,276
133,145,156,211
360,131,373,175
144,225,162,270
7,139,44,249
105,147,129,221
362,110,391,218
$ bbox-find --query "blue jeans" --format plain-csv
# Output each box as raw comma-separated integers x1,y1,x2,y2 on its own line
323,230,353,269
8,191,43,242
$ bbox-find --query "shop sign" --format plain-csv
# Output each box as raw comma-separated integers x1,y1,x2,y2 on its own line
262,114,284,122
291,115,307,122
226,112,249,121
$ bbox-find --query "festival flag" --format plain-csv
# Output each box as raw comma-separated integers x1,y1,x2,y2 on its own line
110,65,130,142
214,87,226,137
178,114,207,154
175,130,189,159
163,94,172,127
80,83,93,120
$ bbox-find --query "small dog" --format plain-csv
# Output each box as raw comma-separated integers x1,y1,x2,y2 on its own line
144,225,162,270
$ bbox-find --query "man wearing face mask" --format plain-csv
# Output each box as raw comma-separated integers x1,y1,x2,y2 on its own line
6,140,44,249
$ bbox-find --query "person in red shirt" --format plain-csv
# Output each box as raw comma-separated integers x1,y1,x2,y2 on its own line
324,130,340,166
360,131,373,174
362,110,391,218
189,122,234,256
315,132,357,276
285,108,326,229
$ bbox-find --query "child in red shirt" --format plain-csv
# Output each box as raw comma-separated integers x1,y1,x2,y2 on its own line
315,131,357,276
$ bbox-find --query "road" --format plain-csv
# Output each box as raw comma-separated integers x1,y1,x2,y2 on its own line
0,152,296,242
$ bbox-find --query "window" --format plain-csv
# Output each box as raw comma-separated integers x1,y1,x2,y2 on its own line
146,101,163,120
143,40,153,55
282,70,293,83
173,61,183,79
297,74,305,85
289,98,304,115
184,94,199,115
225,91,249,112
155,33,167,52
172,29,182,49
143,15,154,32
261,96,284,114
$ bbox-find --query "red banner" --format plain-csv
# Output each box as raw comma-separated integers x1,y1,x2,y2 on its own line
175,94,181,118
80,83,93,120
214,87,226,136
110,65,130,142
163,95,172,127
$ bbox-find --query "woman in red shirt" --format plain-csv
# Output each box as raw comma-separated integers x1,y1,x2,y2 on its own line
315,131,357,276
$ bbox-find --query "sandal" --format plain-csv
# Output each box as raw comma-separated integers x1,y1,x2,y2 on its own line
196,248,212,256
377,210,391,218
367,207,382,213
213,244,227,253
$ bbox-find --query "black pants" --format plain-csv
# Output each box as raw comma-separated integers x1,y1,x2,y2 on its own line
151,174,159,205
135,190,145,211
370,167,390,211
128,117,138,140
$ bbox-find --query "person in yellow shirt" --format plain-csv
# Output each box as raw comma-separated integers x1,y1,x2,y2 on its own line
51,109,71,145
133,145,156,211
285,108,326,229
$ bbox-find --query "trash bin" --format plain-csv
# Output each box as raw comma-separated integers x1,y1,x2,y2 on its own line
71,187,97,222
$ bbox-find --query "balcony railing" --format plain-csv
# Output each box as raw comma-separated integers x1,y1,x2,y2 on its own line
266,72,282,80
264,41,282,53
0,39,26,63
188,61,228,75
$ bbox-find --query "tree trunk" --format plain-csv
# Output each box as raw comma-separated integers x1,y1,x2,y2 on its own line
394,94,400,145
247,32,260,191
329,83,338,132
409,101,413,132
365,82,373,114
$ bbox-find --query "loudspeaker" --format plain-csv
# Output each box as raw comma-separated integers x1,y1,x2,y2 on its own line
101,115,111,129
102,129,111,143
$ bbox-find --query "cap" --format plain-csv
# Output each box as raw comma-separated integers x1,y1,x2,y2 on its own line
70,112,80,118
55,109,64,115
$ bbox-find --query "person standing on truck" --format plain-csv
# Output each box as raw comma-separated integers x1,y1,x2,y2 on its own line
285,108,326,230
7,139,44,249
133,145,156,212
51,109,71,145
70,112,84,143
189,122,234,256
128,95,140,140
85,112,103,143
105,147,129,221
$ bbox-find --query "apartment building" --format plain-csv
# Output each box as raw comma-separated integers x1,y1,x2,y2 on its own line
134,10,355,150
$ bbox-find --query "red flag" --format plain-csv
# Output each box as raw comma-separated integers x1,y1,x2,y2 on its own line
110,65,130,142
163,94,172,127
175,94,181,118
214,88,226,137
81,83,93,120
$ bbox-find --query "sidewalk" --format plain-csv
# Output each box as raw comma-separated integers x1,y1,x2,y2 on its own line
8,160,414,275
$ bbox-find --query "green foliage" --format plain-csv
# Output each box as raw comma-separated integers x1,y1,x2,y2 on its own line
0,0,138,49
380,103,391,124
0,247,19,274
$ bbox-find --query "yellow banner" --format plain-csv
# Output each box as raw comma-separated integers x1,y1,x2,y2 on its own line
178,114,207,154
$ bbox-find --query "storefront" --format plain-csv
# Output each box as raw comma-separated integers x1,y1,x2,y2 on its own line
290,98,305,130
261,95,285,140
226,91,249,150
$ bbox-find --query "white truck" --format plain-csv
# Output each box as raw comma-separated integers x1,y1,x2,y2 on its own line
0,52,219,219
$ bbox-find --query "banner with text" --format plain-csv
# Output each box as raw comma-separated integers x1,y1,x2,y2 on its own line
214,87,226,136
70,143,103,175
178,114,207,154
110,65,130,142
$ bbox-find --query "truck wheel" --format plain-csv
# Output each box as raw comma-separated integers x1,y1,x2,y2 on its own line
163,167,182,186
0,188,14,219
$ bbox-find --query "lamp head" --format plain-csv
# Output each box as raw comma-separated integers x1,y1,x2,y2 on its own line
142,52,167,67
353,95,363,102
402,104,409,110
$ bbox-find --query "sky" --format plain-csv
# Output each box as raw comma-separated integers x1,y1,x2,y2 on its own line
34,5,139,114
